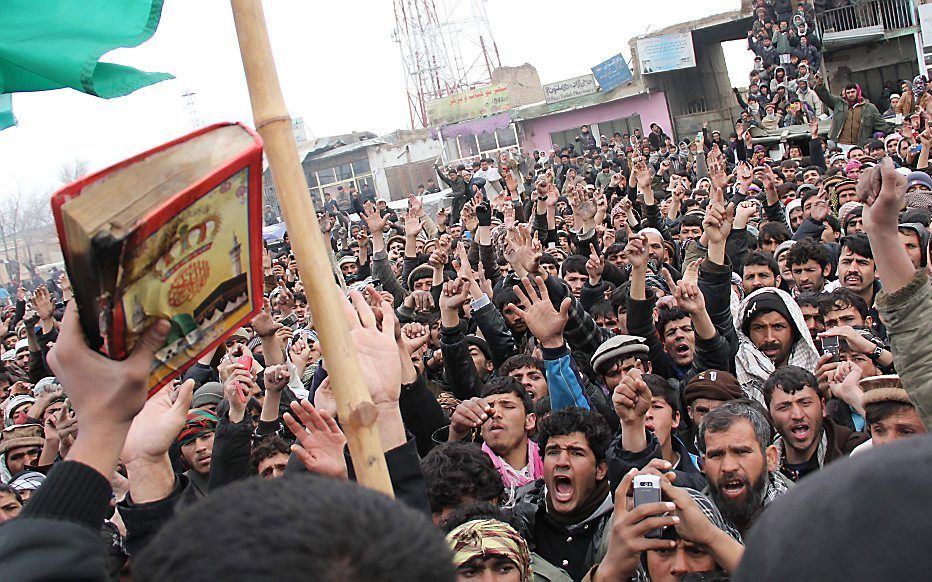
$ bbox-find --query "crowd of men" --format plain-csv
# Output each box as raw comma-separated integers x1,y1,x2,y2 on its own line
2,1,932,580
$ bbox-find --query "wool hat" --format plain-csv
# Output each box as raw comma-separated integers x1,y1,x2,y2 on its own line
0,424,44,455
338,254,358,267
684,370,744,404
838,202,863,229
741,290,794,336
14,339,28,354
860,375,913,408
407,264,433,290
906,171,932,191
591,335,649,374
466,336,492,363
192,382,225,409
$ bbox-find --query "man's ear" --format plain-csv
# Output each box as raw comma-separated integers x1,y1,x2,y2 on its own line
596,459,608,482
765,444,779,472
822,264,832,278
525,412,537,433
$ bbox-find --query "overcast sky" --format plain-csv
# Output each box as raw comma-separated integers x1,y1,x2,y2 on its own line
0,0,747,196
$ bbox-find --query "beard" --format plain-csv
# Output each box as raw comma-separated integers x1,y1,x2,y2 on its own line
709,470,768,530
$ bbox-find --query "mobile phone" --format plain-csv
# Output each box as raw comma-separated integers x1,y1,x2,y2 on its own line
821,335,840,360
280,313,298,328
633,474,664,538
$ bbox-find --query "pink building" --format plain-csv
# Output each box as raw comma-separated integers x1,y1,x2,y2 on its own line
514,91,673,154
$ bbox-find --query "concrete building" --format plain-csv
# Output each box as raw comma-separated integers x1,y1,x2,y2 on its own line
815,0,920,105
263,128,443,218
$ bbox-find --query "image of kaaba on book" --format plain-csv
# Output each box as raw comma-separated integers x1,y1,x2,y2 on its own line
52,123,264,395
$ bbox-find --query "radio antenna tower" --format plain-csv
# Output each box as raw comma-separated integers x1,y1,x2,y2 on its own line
181,89,204,130
392,0,502,128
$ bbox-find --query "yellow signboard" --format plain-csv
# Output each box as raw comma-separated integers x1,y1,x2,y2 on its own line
426,84,511,126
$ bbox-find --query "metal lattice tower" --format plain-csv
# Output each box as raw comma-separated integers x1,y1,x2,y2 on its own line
392,0,502,128
181,89,203,130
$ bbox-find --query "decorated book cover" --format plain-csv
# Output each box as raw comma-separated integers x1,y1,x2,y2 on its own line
51,122,265,394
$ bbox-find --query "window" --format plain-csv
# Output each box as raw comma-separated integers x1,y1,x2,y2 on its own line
356,176,375,193
549,128,580,151
316,167,336,185
352,158,370,175
477,130,498,153
335,163,353,181
304,168,318,188
459,135,479,157
444,136,460,160
495,126,517,148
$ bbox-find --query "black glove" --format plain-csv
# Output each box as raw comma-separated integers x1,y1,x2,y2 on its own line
476,203,492,227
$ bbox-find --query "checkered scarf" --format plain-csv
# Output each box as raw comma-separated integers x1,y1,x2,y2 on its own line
176,410,218,447
447,519,531,582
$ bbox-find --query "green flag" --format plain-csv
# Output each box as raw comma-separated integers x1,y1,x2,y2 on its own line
0,94,14,131
0,0,174,128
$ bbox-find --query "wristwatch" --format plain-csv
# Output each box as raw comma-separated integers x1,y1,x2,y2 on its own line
868,344,884,362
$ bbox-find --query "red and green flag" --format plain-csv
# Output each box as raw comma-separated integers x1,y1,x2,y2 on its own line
0,0,174,130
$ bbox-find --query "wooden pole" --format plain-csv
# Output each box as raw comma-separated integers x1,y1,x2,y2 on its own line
229,0,393,496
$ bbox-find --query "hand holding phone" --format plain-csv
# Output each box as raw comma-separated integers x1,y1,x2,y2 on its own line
633,475,664,538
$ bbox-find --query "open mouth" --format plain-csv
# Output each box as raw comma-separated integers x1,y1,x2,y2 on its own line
721,478,746,499
790,423,810,442
844,274,862,285
761,344,781,358
675,343,690,356
552,475,574,502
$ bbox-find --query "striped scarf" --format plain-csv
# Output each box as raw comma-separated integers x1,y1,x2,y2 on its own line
447,519,531,582
482,439,543,490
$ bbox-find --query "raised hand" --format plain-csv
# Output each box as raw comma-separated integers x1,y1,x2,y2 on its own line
703,201,734,245
612,367,651,425
439,277,472,314
808,195,828,221
404,210,423,239
399,322,431,357
511,276,571,349
460,202,479,232
673,279,706,315
340,288,402,406
624,235,649,271
363,200,388,233
859,156,907,232
596,470,680,581
263,364,291,394
681,258,702,286
122,380,195,465
289,337,314,377
586,244,605,285
503,223,542,277
407,192,424,217
632,158,652,190
448,396,493,441
734,199,759,229
33,285,55,323
284,399,348,479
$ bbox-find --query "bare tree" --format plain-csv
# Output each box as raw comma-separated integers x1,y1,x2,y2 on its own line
56,159,89,185
0,182,56,283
